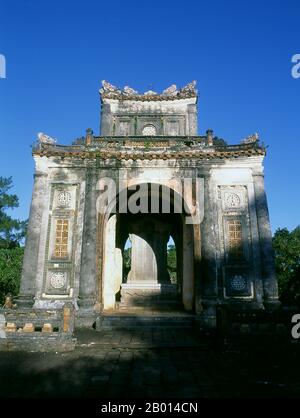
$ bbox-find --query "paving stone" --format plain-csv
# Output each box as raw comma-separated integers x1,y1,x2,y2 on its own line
2,325,297,399
91,374,110,383
106,351,120,361
143,367,161,385
162,365,178,385
178,370,194,383
146,385,165,397
120,351,133,361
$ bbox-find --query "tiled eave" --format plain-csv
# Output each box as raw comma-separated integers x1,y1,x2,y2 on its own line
33,144,265,160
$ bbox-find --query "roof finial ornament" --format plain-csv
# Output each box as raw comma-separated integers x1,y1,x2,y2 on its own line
100,80,119,93
143,90,157,95
37,132,57,145
124,85,138,95
180,80,197,93
99,80,197,100
163,84,178,95
240,133,259,144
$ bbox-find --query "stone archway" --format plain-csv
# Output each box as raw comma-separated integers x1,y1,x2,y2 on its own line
99,183,196,312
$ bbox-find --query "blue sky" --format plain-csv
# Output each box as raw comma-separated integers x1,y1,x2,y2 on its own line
0,0,299,232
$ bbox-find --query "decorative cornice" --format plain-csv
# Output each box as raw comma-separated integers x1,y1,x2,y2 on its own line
33,141,265,161
99,80,197,101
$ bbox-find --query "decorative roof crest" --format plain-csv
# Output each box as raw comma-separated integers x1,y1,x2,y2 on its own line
240,133,259,144
37,132,57,145
99,80,197,101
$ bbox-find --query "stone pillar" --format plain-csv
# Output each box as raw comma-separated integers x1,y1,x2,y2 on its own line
103,215,120,310
200,175,218,328
182,223,194,311
193,223,202,314
187,104,198,135
78,169,97,309
100,102,112,135
17,172,48,307
253,173,280,309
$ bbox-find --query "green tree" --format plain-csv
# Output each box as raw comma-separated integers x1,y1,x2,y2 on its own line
0,176,27,248
167,244,177,284
273,226,300,306
213,136,228,147
0,177,27,304
0,247,24,304
123,246,131,282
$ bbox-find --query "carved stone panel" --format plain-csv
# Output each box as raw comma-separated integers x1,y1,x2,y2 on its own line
42,183,79,298
166,120,180,136
57,191,71,207
52,185,77,211
224,192,240,208
45,269,70,295
165,116,185,136
115,118,133,136
136,117,162,136
224,267,252,297
142,125,157,136
219,186,247,212
50,271,67,289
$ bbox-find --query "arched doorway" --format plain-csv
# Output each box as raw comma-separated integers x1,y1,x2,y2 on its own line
99,183,195,312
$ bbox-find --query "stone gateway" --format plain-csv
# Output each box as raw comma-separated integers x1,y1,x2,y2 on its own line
16,80,279,331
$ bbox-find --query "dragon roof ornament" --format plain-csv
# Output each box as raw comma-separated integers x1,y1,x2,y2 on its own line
240,133,259,144
99,80,197,101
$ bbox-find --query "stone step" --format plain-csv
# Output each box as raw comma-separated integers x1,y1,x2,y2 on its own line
116,300,183,310
95,314,196,330
119,283,180,307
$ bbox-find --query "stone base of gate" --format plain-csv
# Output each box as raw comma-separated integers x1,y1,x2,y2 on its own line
118,283,181,309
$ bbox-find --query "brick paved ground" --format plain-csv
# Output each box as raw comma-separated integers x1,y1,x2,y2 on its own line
76,328,205,348
1,327,300,400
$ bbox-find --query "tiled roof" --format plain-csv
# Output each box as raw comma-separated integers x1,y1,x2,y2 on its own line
33,136,265,160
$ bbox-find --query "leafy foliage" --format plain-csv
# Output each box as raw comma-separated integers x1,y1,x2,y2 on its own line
0,176,27,248
123,246,131,282
0,247,24,304
273,226,300,306
213,136,228,146
0,177,27,303
167,244,177,283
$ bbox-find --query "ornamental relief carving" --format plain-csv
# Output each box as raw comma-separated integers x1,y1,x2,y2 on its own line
57,190,71,207
49,271,67,289
142,125,157,136
219,186,247,211
230,275,247,291
224,268,252,297
224,192,241,208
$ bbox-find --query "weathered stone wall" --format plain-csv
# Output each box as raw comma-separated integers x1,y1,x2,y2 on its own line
100,97,198,136
0,305,76,352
